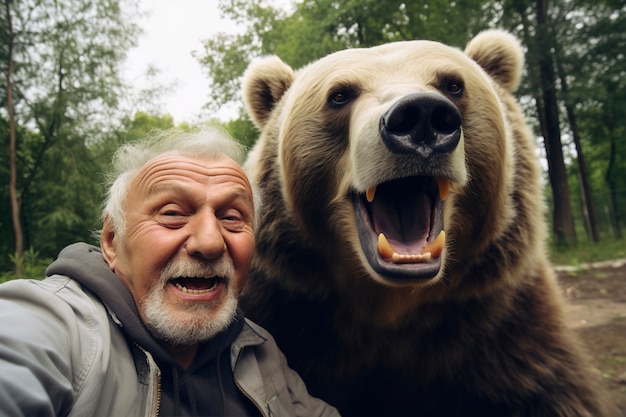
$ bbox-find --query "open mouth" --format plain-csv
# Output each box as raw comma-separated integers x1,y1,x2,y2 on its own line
353,176,447,284
171,277,222,294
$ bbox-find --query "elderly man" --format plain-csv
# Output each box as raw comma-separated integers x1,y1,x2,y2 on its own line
0,128,339,417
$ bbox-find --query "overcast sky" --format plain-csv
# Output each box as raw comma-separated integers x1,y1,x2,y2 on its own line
123,0,240,123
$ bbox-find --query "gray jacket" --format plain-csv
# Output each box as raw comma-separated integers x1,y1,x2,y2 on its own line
0,244,339,417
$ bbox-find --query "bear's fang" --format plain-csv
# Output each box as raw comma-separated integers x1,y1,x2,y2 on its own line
436,178,450,200
366,186,377,203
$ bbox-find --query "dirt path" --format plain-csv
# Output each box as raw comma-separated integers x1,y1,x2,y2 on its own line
557,259,626,415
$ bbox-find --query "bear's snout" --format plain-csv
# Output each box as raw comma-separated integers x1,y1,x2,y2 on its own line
380,92,462,159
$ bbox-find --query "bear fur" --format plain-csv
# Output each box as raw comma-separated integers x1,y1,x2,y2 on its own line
241,30,611,417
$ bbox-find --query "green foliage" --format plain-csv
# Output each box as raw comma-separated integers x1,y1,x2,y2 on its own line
0,110,184,276
222,115,260,150
546,0,626,241
121,112,177,142
195,0,289,113
1,0,144,272
198,0,495,112
549,237,626,266
0,248,52,283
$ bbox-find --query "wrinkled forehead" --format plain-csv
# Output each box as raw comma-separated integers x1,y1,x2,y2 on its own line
133,153,252,192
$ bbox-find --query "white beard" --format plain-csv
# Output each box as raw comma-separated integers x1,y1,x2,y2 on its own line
140,257,238,346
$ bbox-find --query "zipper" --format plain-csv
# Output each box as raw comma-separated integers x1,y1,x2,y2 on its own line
154,371,161,417
135,343,162,417
233,348,268,417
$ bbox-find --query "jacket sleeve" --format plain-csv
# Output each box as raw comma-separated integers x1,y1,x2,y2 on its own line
0,278,79,417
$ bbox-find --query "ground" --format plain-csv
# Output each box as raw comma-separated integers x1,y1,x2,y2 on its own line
556,258,626,415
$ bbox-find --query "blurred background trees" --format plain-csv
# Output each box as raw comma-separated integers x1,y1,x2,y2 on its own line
1,0,624,278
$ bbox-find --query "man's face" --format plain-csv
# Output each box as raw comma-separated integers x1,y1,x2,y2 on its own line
101,153,255,346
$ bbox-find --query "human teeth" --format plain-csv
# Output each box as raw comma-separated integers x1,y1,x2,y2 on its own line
378,233,395,259
421,231,445,258
436,178,450,201
366,186,377,203
174,280,218,294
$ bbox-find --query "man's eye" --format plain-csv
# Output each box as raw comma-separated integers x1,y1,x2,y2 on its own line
222,212,243,223
159,204,185,217
221,209,251,231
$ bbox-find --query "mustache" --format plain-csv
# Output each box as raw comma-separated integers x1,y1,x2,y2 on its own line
160,257,235,283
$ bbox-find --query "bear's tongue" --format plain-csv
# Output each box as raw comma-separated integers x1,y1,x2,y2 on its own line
370,189,431,255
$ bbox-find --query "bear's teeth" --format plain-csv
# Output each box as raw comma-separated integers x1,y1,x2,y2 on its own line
366,186,377,203
392,252,432,263
436,178,450,201
378,231,445,263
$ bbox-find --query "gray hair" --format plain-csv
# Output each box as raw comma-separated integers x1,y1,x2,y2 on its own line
98,126,259,239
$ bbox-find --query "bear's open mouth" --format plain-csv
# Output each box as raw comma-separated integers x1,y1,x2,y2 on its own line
353,176,446,283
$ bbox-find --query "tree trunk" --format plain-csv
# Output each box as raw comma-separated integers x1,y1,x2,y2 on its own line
4,0,24,275
535,0,576,247
605,126,622,239
553,36,600,242
570,118,599,242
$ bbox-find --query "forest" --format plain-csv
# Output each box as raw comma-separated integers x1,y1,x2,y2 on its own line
1,0,625,279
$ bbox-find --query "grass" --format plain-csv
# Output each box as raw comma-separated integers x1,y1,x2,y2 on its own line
549,237,626,266
613,314,626,322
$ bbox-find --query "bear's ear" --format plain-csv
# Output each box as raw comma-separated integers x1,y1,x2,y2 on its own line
242,56,295,128
464,29,524,93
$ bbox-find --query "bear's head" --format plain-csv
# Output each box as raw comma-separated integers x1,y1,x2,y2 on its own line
243,30,536,299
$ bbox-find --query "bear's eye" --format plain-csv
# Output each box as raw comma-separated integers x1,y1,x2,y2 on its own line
329,89,356,108
446,81,463,96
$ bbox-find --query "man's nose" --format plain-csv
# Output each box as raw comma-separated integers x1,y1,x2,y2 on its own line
185,212,226,259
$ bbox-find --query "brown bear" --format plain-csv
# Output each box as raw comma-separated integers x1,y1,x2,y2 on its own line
240,30,612,417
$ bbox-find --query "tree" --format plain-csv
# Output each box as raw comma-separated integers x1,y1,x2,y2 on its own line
573,14,626,239
118,111,178,143
3,0,23,274
222,115,258,149
571,0,626,239
505,0,626,245
554,41,599,243
198,0,494,116
506,0,576,247
1,0,141,274
534,0,577,247
195,0,289,115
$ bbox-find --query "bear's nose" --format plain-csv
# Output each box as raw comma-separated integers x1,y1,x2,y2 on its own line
380,92,462,158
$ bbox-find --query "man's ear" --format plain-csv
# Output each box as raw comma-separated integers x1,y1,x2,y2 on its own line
100,216,118,270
